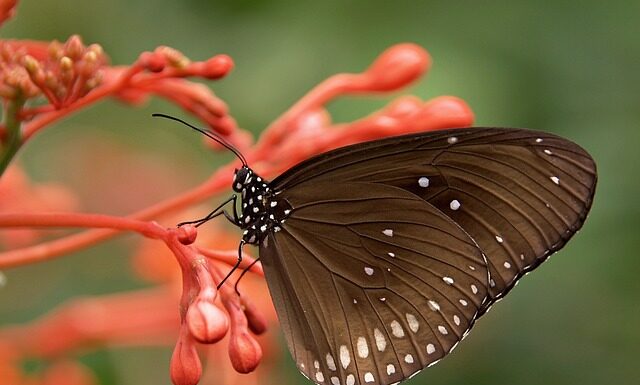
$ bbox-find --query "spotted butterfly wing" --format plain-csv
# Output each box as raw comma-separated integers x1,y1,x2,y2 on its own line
236,127,595,385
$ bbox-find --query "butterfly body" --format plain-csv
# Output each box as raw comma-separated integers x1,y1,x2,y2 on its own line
225,127,596,385
233,167,292,245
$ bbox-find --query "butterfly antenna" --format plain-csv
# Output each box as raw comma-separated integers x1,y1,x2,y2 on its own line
152,113,248,166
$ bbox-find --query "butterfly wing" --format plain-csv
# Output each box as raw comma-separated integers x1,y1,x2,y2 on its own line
270,127,597,313
259,182,491,385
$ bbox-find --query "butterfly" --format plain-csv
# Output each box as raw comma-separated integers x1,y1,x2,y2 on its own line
155,115,597,385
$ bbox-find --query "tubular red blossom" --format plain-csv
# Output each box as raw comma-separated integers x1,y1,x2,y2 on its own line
186,297,228,343
359,43,431,92
0,0,17,27
177,224,198,245
170,326,203,385
228,329,263,374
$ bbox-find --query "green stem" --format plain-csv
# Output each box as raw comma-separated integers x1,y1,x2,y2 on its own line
0,96,26,177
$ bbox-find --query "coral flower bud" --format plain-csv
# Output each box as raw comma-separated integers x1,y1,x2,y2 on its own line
64,35,85,60
363,43,431,92
202,54,234,79
186,298,229,343
140,51,166,72
170,328,202,385
229,330,262,374
177,224,197,245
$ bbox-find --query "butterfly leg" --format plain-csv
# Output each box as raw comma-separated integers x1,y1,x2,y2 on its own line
233,257,261,295
217,240,246,290
177,195,239,227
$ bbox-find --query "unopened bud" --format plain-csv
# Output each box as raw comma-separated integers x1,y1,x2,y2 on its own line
228,330,262,373
186,298,228,343
363,43,431,92
170,329,202,385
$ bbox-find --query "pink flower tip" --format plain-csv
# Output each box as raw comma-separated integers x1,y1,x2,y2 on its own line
177,224,198,245
229,330,262,374
170,329,202,385
186,298,229,343
140,51,166,72
203,54,234,79
363,43,431,92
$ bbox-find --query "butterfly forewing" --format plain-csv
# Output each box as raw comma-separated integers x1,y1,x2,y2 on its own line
260,182,490,385
270,128,597,313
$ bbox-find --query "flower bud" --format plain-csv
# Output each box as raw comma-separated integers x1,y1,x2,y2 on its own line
64,35,84,60
363,43,431,92
202,54,234,79
186,298,228,343
177,224,197,245
228,330,262,373
170,329,202,385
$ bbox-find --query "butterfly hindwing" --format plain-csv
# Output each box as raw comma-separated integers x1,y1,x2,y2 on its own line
260,182,490,385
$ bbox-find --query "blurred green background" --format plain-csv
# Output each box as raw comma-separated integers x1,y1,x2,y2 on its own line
1,0,639,384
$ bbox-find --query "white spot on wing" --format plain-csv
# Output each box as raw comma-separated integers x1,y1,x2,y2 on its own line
544,149,553,155
428,300,440,311
390,320,405,338
357,337,369,358
471,284,478,294
536,138,543,143
406,313,419,333
426,343,436,354
339,345,350,369
495,235,504,243
450,199,461,210
374,328,386,351
382,229,394,237
387,364,396,375
326,353,336,371
404,354,414,364
364,267,374,276
388,252,395,258
316,372,325,382
346,374,355,385
418,177,430,188
551,176,560,185
270,201,278,207
438,325,448,335
454,315,461,326
504,261,511,269
443,276,454,285
447,136,458,144
364,372,375,383
331,377,340,385
459,299,468,306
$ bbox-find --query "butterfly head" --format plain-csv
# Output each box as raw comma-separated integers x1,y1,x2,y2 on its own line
233,166,253,192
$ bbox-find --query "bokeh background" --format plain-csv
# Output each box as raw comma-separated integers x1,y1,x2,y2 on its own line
1,1,639,385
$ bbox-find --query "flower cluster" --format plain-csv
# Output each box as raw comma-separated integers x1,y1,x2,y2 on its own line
0,2,475,385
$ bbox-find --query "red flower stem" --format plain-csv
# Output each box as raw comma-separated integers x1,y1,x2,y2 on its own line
0,212,166,238
0,163,235,269
198,247,264,277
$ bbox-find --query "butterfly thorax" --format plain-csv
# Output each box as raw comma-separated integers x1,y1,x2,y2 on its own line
233,166,291,245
